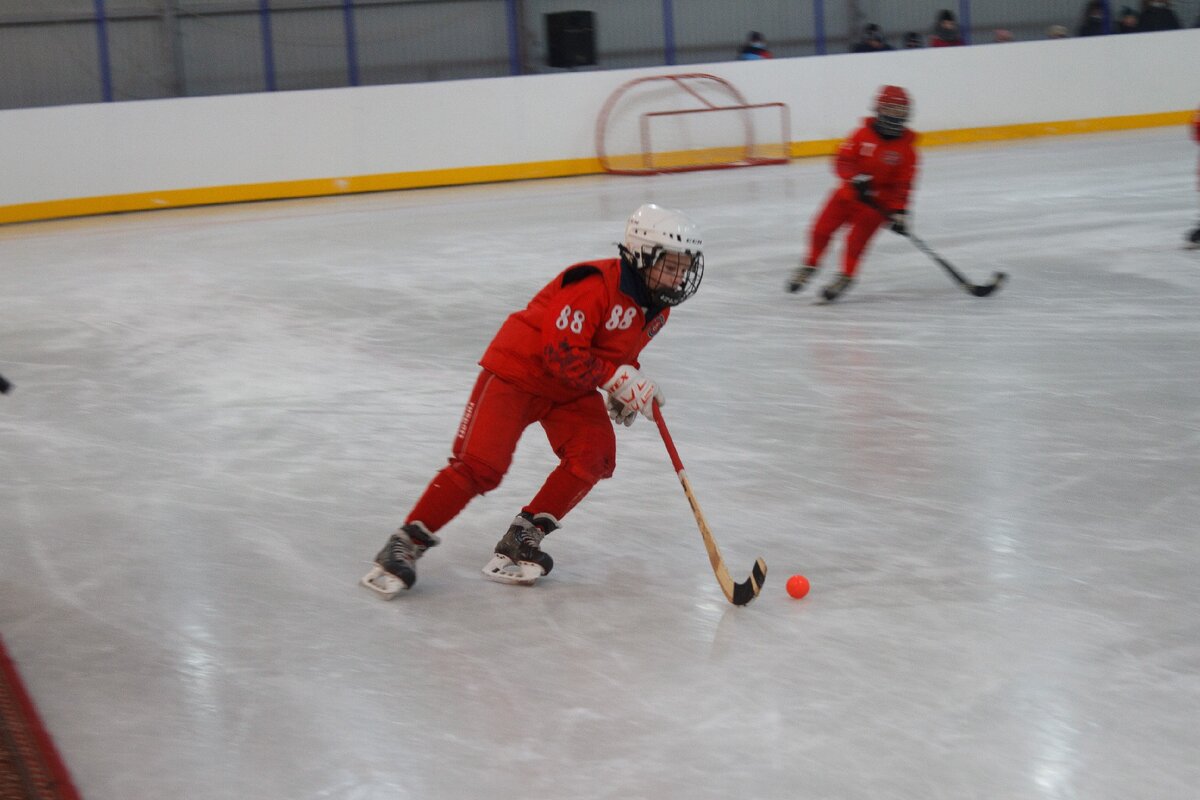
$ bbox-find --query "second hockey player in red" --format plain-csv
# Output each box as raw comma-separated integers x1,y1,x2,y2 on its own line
1187,104,1200,249
788,85,919,302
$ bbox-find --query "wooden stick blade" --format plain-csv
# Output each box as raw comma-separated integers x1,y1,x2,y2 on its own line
656,405,768,608
730,558,768,606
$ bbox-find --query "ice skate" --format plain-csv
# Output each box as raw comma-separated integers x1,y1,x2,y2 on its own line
786,265,817,293
482,512,558,586
361,522,440,599
820,274,854,302
1186,226,1200,250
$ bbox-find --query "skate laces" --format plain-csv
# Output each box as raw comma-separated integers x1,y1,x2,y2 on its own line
389,525,436,562
502,516,547,557
387,533,417,562
515,524,545,549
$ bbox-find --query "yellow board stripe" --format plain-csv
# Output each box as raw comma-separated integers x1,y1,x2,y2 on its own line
792,109,1195,157
1,110,1192,226
0,158,600,226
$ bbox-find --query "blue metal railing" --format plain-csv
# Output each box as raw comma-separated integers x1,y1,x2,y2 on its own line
344,0,361,86
92,0,113,102
80,0,1183,104
258,0,276,92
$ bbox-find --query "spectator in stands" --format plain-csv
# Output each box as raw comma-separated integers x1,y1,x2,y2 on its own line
929,10,965,46
1116,5,1140,30
903,31,923,48
993,29,1015,42
1047,24,1070,38
738,31,774,60
1136,0,1181,30
1078,1,1110,35
851,23,893,53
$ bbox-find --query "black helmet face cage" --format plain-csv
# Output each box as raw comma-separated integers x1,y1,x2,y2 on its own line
877,101,908,137
642,247,704,307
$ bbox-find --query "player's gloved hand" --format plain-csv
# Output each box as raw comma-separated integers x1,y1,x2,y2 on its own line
851,174,873,202
602,364,664,424
889,211,909,236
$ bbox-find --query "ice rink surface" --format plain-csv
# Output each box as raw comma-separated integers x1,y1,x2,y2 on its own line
2,126,1199,800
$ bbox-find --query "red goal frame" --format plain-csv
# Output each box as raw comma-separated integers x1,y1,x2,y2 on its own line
595,73,791,175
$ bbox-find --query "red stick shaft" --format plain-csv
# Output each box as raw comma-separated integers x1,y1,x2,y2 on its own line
652,400,685,474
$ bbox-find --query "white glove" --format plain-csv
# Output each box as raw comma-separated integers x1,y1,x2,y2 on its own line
601,364,664,424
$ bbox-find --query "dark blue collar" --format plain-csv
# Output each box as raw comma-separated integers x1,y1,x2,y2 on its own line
619,257,658,313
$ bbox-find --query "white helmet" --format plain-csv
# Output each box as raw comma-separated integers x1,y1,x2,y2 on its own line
622,203,704,306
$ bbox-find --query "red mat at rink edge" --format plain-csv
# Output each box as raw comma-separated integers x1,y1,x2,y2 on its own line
0,635,80,800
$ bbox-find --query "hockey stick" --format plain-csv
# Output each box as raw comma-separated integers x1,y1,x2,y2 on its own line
652,401,767,606
863,197,1006,297
903,230,1007,297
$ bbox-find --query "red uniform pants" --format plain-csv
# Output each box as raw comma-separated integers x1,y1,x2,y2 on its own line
406,370,616,533
807,189,888,277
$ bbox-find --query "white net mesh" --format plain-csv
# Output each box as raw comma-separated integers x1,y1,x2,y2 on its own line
596,73,790,174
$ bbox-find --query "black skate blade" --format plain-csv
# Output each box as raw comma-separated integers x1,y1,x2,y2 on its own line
730,558,768,606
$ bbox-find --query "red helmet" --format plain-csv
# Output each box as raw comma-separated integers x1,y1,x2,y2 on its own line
874,85,911,136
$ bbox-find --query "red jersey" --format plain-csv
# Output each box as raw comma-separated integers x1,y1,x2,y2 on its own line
1192,106,1199,188
834,119,919,212
480,259,668,403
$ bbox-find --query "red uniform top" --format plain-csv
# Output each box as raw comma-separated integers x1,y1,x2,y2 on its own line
1193,106,1199,188
834,119,919,212
480,259,669,403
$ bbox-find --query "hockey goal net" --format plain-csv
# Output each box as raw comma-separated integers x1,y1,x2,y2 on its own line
596,73,791,175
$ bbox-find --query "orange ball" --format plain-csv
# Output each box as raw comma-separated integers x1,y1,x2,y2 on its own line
786,574,810,599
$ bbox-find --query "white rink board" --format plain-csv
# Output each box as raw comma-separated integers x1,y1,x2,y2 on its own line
0,29,1196,206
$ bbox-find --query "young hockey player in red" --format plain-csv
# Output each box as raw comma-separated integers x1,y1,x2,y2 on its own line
1188,104,1200,249
788,85,919,301
362,204,704,598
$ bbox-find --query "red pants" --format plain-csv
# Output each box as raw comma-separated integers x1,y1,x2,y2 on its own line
807,189,888,277
406,370,616,533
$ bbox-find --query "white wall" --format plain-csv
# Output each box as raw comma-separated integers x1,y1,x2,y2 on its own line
1,29,1196,210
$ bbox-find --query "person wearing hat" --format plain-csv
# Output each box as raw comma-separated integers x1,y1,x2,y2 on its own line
1116,6,1140,32
1078,0,1109,35
1137,0,1181,31
851,23,893,53
930,9,965,46
738,31,773,60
